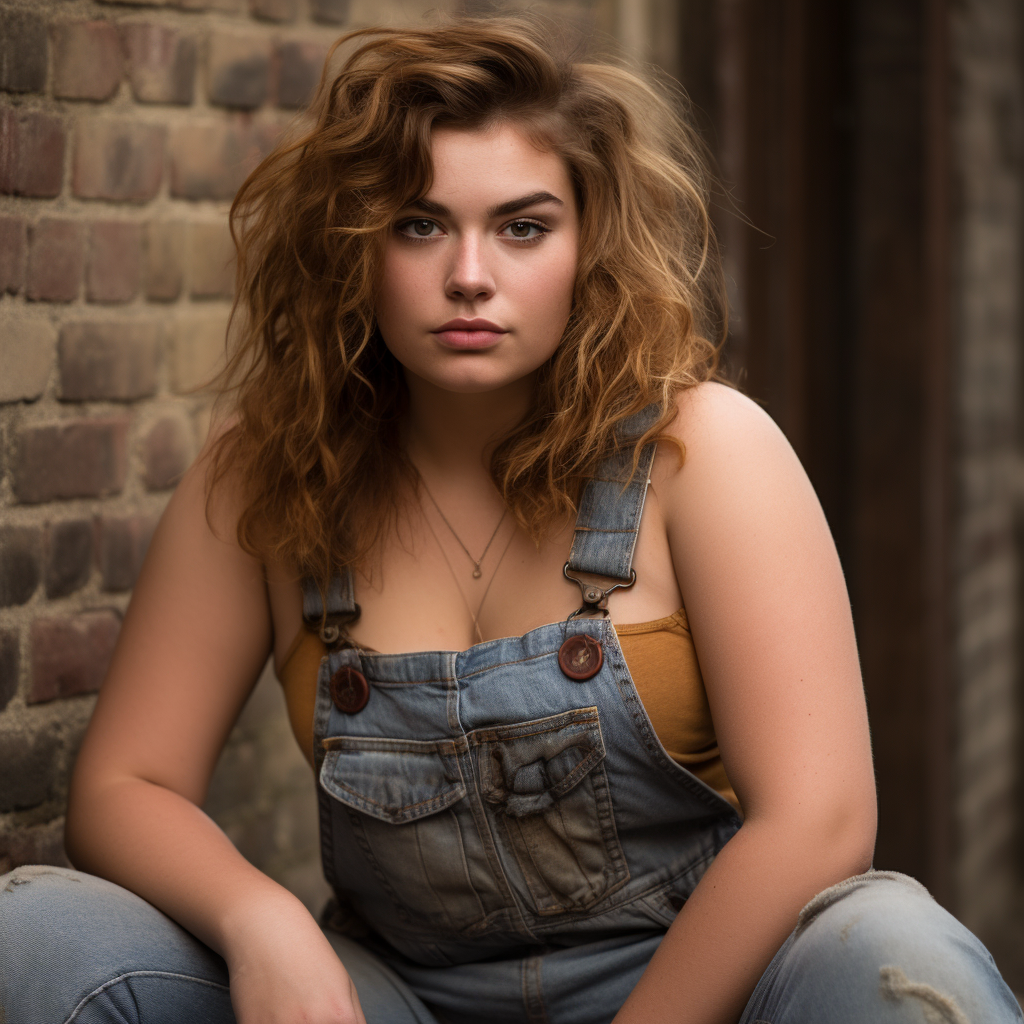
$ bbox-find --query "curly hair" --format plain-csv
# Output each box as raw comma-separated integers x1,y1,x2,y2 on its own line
209,14,728,591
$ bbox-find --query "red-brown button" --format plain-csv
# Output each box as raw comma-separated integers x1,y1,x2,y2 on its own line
330,666,370,713
558,634,603,681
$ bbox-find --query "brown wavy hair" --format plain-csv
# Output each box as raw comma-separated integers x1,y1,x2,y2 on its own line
210,15,727,589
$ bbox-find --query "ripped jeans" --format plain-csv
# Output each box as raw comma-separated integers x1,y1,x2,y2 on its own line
0,867,1020,1024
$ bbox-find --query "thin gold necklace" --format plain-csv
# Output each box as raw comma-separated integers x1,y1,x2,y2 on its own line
418,474,507,579
422,512,516,644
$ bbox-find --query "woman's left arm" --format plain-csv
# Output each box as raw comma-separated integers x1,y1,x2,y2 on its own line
613,383,877,1024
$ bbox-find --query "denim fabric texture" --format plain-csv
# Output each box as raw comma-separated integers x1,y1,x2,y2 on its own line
2,413,1021,1022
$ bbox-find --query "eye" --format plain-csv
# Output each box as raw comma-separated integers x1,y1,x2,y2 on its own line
397,218,442,239
501,219,548,241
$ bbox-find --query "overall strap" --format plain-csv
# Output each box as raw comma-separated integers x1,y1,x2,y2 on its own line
566,404,660,584
300,570,359,645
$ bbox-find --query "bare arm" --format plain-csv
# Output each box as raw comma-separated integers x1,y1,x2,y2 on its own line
65,452,365,1024
613,384,877,1024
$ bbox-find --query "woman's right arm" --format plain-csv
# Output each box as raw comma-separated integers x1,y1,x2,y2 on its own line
64,451,365,1024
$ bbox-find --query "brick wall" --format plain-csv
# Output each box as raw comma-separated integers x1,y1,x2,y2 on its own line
950,0,1024,936
0,0,462,910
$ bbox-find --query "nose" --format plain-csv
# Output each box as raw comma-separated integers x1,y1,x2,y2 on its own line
444,234,495,302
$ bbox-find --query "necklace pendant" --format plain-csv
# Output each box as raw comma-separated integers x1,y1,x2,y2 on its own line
473,565,483,579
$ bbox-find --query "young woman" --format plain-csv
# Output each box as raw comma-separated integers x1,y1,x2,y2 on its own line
1,16,1020,1024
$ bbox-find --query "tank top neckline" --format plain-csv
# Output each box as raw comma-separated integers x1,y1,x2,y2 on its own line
279,605,690,678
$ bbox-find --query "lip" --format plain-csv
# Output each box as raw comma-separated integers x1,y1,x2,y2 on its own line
432,318,508,351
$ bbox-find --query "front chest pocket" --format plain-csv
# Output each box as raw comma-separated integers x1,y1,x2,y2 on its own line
475,707,629,917
319,737,490,933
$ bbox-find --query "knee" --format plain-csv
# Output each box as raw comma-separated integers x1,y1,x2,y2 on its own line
786,871,1020,1022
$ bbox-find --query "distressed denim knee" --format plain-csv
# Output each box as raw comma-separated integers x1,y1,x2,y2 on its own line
740,870,1024,1024
0,865,233,1024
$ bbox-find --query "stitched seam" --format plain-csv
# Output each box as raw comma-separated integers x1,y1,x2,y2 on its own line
64,971,229,1023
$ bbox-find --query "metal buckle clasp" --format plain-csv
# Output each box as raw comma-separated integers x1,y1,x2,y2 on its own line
563,563,636,622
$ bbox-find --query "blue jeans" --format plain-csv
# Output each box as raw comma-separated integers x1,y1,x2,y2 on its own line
1,866,1020,1023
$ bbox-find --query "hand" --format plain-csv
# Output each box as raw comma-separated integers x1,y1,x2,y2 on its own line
225,896,368,1024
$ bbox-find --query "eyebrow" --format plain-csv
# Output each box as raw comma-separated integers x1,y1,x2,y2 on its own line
405,191,565,219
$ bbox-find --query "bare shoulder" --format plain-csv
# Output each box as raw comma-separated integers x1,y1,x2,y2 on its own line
652,381,813,512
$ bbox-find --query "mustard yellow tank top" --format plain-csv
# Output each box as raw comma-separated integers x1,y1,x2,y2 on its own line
277,607,740,814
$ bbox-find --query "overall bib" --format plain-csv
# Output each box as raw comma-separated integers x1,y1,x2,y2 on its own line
301,434,742,1022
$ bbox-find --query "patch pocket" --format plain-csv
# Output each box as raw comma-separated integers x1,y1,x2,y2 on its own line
320,737,486,932
475,707,629,917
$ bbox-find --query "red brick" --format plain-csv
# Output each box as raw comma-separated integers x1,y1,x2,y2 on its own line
0,109,66,198
0,317,56,403
144,219,184,300
0,527,42,608
13,418,129,503
0,629,18,712
26,219,85,303
99,515,157,591
251,0,298,21
73,120,165,202
309,0,349,24
143,415,191,489
188,221,235,298
275,40,327,109
59,321,160,401
29,611,121,703
0,730,59,811
169,120,258,200
0,10,48,94
52,21,124,101
0,216,27,294
208,31,271,110
45,520,94,599
123,24,196,105
87,221,143,303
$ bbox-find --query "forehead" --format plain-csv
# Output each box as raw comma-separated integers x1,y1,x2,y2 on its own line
425,124,573,205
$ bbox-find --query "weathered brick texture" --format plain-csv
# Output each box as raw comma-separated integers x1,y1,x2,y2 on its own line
252,0,299,22
26,220,85,303
276,41,328,109
0,9,49,94
98,515,157,591
0,0,456,905
73,120,165,202
0,729,60,812
123,24,197,105
189,221,236,298
58,321,160,401
29,612,121,704
0,528,42,609
208,31,272,109
0,631,18,713
51,20,124,101
0,109,66,199
13,418,129,503
0,217,26,295
45,521,95,600
144,220,185,300
310,0,350,25
0,316,57,403
87,221,144,303
143,415,192,490
170,308,229,391
170,120,256,200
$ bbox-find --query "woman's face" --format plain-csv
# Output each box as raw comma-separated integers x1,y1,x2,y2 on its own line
376,123,580,395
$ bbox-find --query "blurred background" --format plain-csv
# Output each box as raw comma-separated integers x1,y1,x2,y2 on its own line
2,0,1023,996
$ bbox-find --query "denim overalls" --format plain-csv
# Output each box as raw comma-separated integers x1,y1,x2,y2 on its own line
2,422,1021,1024
300,430,742,1019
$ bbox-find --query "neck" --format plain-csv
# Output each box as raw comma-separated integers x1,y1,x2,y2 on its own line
403,371,534,477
